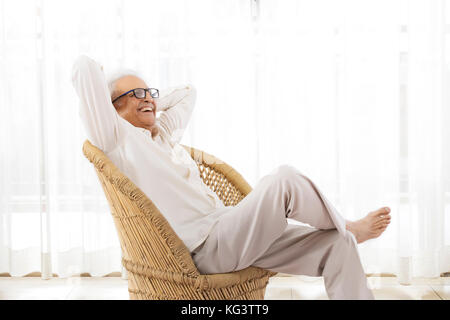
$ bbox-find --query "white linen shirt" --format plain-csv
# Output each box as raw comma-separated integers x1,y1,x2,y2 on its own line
72,55,228,252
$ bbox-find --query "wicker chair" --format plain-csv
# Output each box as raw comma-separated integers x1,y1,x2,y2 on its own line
82,139,277,300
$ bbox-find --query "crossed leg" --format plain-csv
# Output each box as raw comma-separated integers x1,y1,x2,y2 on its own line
192,165,379,299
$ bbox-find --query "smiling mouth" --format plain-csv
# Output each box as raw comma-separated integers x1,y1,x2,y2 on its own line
139,107,154,113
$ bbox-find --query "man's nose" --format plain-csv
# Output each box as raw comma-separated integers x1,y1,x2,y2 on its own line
144,92,154,102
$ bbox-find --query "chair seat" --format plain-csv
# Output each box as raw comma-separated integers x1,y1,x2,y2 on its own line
82,139,277,299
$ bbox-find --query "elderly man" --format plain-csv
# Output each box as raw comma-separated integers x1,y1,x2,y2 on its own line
72,55,391,300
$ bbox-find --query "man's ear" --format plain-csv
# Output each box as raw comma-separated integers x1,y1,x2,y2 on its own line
112,99,122,111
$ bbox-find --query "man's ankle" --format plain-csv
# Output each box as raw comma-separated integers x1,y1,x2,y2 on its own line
345,219,352,230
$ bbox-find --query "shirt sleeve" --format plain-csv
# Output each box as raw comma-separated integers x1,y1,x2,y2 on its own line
155,84,196,144
71,55,128,153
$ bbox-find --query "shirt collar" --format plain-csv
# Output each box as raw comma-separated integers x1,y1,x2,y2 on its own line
140,126,161,141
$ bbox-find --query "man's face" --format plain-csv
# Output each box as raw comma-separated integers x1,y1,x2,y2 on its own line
112,75,157,130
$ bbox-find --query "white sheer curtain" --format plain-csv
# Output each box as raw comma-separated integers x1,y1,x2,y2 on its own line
0,0,448,281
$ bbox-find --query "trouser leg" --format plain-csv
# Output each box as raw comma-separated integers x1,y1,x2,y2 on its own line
192,164,371,298
266,165,349,239
252,224,374,300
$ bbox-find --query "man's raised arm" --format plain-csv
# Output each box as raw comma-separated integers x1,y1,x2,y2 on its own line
155,84,197,144
72,55,127,153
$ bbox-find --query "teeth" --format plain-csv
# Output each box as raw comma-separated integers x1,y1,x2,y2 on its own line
141,107,153,112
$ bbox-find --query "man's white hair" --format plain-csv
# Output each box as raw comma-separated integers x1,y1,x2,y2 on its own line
106,69,145,103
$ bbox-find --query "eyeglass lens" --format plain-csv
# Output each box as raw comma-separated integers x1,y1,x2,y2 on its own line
135,88,158,99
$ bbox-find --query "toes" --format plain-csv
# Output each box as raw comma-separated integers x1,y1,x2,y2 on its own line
374,225,388,237
375,219,391,227
371,207,391,217
374,220,390,228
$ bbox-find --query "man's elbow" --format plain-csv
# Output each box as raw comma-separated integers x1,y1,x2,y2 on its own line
71,55,97,84
185,84,197,104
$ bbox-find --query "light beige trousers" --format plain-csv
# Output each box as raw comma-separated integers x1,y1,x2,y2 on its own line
191,165,375,300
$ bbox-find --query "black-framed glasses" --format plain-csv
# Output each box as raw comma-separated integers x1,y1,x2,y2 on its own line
112,88,159,104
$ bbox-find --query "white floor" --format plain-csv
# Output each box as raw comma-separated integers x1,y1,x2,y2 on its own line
0,275,448,300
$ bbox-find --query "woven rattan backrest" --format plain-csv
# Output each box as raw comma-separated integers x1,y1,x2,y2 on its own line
180,145,252,206
82,140,252,277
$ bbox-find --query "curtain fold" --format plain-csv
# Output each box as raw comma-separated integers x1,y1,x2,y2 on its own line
0,0,448,280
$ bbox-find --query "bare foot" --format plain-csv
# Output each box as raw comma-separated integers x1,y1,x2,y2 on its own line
345,207,391,244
